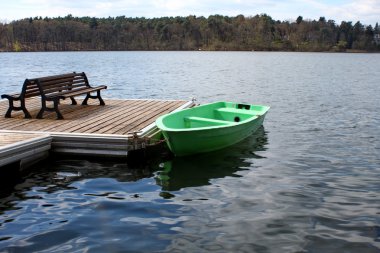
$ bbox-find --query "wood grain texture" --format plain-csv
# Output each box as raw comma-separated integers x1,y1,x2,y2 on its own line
0,98,188,135
0,132,47,148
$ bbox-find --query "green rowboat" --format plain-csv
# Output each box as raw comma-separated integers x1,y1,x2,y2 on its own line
155,101,270,156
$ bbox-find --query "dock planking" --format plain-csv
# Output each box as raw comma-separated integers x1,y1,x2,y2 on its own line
0,98,188,135
0,98,193,158
0,132,51,168
0,132,48,147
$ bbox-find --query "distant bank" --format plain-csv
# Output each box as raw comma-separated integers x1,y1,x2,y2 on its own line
1,14,379,52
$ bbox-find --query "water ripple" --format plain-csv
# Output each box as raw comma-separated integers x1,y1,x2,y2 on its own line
1,52,379,252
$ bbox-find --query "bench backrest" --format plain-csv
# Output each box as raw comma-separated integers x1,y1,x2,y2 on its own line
36,72,90,97
21,72,90,98
20,78,40,98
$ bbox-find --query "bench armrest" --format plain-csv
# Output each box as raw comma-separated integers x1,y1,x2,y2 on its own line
1,94,21,100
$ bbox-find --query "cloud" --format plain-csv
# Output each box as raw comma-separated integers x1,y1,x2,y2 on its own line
336,0,380,24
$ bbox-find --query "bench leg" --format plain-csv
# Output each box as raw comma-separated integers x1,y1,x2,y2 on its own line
82,94,90,105
21,100,32,119
54,99,64,120
5,108,12,118
4,99,13,118
36,101,46,119
97,90,105,106
70,97,77,105
3,98,31,118
81,91,105,106
37,99,64,119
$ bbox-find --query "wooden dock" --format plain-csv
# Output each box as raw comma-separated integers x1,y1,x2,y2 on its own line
0,132,51,168
0,98,193,161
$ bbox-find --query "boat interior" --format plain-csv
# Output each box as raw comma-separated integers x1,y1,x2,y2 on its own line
183,107,261,129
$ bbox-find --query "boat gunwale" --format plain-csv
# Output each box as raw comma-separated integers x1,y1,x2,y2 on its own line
155,101,270,132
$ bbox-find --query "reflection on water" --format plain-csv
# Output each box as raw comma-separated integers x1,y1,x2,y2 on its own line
0,129,268,252
0,159,170,252
1,52,379,252
156,127,268,192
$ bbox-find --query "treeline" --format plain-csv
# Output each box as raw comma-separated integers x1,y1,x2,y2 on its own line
0,14,379,52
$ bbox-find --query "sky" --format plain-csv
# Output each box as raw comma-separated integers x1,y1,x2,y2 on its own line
0,0,379,26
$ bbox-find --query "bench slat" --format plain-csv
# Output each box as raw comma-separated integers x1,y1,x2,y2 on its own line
62,85,106,96
25,91,43,98
45,86,105,99
37,73,81,82
40,82,89,95
38,76,86,87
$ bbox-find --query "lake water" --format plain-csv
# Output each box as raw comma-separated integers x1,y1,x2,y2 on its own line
0,52,379,252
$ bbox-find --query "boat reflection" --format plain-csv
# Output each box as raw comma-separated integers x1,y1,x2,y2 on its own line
155,127,268,191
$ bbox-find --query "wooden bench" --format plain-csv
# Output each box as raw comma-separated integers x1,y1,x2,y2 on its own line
1,72,107,119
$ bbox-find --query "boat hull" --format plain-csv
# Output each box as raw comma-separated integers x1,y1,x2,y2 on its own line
156,101,269,156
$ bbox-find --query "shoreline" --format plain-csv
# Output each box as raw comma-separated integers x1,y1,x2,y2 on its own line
0,49,377,53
